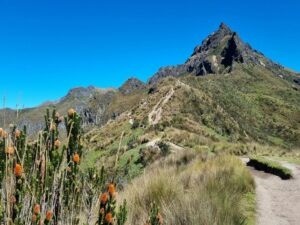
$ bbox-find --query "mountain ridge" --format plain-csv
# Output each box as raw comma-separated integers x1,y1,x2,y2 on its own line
1,22,300,110
1,23,299,139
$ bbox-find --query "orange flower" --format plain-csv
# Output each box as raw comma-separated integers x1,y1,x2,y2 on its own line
55,112,60,118
15,129,21,138
33,204,41,215
5,146,15,155
10,195,16,204
14,164,23,177
99,207,105,215
50,123,56,131
105,212,113,224
54,139,61,149
157,213,163,225
2,131,7,138
45,210,53,221
67,108,76,118
100,192,109,205
32,214,37,222
108,183,116,198
73,153,80,164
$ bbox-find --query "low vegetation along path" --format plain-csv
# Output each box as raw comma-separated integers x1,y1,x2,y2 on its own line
243,158,300,225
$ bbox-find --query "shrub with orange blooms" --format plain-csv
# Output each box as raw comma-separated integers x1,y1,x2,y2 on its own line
105,212,114,224
100,193,109,205
73,153,80,164
97,183,117,225
33,204,41,215
15,129,21,138
45,210,53,223
55,112,64,123
32,205,41,225
14,164,23,177
3,131,7,138
67,108,76,118
6,146,15,155
54,139,61,149
32,214,37,223
97,182,127,225
108,183,117,198
0,127,3,137
50,123,56,131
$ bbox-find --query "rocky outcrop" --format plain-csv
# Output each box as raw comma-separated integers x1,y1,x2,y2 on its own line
294,78,300,85
60,86,97,102
148,66,185,85
119,77,145,94
221,33,244,67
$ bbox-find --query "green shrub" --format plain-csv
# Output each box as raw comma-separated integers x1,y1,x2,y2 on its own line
131,120,140,129
157,141,170,156
247,157,292,179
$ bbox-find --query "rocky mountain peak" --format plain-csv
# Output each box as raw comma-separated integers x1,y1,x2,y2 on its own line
61,86,97,102
219,22,233,33
148,22,291,84
185,23,249,75
119,77,145,94
191,22,234,56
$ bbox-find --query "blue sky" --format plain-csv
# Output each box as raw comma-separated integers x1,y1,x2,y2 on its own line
0,0,299,108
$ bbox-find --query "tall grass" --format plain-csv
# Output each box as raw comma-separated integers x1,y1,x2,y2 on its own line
121,153,255,225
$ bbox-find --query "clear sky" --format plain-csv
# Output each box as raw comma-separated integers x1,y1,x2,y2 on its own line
0,0,299,108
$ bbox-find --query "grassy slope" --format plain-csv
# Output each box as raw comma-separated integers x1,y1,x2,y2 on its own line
181,64,300,148
120,152,255,225
81,65,299,223
82,65,300,179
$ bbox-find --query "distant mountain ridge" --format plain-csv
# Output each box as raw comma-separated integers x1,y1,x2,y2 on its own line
1,23,299,138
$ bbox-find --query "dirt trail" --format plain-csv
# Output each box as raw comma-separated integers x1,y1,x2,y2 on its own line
243,158,300,225
148,87,174,125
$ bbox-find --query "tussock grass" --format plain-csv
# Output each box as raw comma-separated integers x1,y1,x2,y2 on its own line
247,157,292,179
120,153,255,225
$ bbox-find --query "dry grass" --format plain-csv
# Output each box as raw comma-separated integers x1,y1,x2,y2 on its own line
120,152,255,225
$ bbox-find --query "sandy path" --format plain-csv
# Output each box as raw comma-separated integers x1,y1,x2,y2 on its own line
243,158,300,225
148,87,174,125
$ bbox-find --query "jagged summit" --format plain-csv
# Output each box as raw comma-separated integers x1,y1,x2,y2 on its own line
149,23,289,84
191,22,234,56
219,22,232,32
119,77,145,94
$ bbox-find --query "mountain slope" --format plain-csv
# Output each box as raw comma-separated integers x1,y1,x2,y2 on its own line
81,24,300,174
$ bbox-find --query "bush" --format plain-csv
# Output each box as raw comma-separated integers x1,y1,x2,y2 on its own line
247,157,292,179
157,141,170,156
131,120,140,129
121,155,255,225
